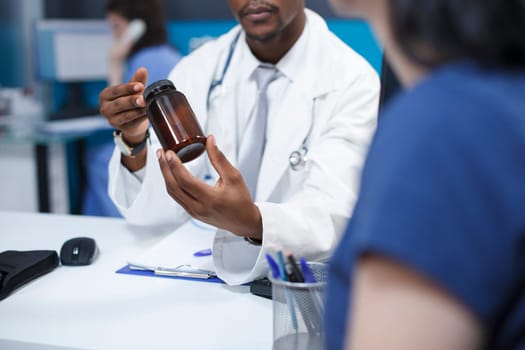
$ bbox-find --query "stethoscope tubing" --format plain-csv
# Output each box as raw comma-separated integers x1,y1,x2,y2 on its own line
206,29,311,172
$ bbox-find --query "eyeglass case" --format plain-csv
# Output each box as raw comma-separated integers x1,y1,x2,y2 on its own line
0,250,59,301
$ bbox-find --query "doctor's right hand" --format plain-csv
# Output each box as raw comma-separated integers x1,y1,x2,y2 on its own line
99,68,150,170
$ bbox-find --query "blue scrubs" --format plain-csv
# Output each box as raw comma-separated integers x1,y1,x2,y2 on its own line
325,61,525,349
125,45,182,83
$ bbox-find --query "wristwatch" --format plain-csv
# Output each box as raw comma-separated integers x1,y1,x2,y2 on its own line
113,129,150,157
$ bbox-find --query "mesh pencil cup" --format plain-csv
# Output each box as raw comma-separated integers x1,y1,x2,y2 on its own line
268,262,328,350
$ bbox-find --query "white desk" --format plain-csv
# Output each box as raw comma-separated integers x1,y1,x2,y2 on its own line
0,212,273,350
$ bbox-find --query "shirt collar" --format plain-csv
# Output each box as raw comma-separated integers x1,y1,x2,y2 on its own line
237,32,262,81
275,15,309,82
237,14,310,83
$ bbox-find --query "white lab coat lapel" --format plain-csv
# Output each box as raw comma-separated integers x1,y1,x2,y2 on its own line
256,10,336,201
256,87,312,201
200,28,243,169
207,84,238,166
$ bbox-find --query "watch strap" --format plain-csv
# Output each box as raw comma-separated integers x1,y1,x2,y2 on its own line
114,129,150,157
244,236,263,246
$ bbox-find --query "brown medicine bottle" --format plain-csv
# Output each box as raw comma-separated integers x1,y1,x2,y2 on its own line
144,80,206,163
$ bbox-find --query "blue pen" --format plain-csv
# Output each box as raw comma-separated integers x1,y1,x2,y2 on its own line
300,257,317,283
265,253,281,279
193,248,212,257
276,250,298,331
276,251,288,281
299,257,324,332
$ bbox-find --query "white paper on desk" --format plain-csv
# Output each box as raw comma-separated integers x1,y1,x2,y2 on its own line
127,220,217,274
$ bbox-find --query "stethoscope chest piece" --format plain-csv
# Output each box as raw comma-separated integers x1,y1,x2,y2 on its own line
289,146,308,171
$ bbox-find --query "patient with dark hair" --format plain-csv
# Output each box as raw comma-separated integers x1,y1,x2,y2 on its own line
325,0,525,349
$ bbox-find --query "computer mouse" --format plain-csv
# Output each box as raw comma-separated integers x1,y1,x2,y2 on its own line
60,237,98,266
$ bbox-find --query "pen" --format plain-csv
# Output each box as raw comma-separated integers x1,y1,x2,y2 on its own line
299,257,324,332
276,250,298,331
154,270,215,279
285,253,319,334
300,257,317,283
276,251,288,282
265,253,281,279
286,253,305,283
193,248,212,257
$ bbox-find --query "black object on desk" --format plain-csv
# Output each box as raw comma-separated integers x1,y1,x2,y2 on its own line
60,237,97,266
0,250,59,301
250,277,272,300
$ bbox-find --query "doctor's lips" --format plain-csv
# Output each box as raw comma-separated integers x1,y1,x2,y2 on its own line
239,3,278,22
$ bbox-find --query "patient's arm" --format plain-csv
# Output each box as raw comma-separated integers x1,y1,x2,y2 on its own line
346,254,483,350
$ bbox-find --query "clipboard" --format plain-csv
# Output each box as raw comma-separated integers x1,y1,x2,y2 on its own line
116,220,223,283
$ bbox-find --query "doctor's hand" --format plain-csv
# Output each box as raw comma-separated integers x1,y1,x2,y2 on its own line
157,135,263,240
99,67,150,171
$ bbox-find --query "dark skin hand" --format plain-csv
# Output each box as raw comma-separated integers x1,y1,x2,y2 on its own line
99,67,150,172
156,135,263,240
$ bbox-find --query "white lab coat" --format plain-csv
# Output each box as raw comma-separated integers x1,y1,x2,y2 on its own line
108,10,380,285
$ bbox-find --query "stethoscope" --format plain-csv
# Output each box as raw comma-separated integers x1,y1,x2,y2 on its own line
288,145,308,171
206,30,311,172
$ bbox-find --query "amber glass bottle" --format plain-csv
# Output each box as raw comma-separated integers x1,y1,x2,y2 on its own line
144,80,206,163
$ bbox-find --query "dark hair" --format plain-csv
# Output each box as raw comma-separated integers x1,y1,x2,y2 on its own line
105,0,169,58
389,0,525,69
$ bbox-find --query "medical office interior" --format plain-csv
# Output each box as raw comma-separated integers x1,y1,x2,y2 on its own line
0,0,386,215
2,0,525,349
0,0,412,349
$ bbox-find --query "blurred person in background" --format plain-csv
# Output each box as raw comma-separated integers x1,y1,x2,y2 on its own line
82,0,181,217
325,0,525,349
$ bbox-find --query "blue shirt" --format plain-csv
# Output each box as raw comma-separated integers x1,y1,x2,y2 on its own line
125,44,182,83
325,61,525,349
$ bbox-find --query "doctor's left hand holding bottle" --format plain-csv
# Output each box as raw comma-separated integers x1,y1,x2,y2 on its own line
99,67,263,242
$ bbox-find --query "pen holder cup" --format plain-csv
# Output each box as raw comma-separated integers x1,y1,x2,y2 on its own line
268,262,328,350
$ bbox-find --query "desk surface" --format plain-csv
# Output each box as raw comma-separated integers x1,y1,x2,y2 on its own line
0,212,272,350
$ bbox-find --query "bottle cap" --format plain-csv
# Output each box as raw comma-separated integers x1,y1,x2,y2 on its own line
143,79,176,102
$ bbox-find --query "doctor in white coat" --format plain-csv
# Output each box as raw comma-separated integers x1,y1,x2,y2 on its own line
99,0,379,285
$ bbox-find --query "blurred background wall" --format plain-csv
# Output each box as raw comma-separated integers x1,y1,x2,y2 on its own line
43,0,340,19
